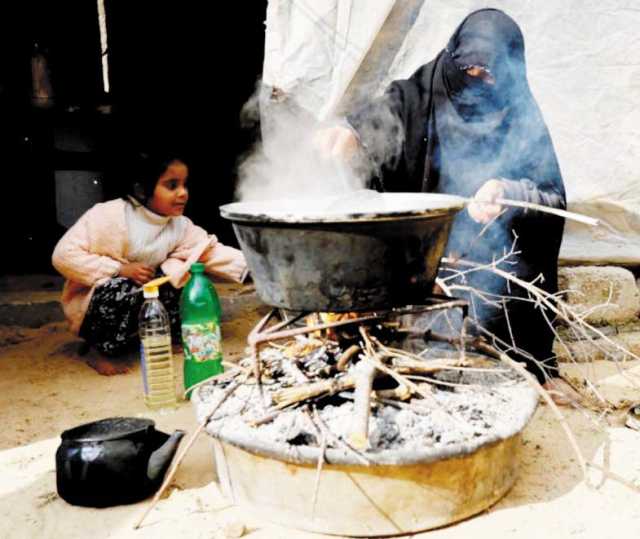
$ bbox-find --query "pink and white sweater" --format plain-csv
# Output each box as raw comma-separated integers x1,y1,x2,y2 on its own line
52,198,247,334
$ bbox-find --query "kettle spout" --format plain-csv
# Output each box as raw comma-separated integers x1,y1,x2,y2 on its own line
147,430,186,484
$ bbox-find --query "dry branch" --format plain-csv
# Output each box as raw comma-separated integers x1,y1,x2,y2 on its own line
337,344,361,371
272,375,356,409
348,360,377,450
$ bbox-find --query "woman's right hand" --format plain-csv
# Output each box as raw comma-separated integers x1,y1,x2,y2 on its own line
118,263,155,286
313,126,360,162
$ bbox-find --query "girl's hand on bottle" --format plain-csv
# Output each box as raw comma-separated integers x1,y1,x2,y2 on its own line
119,263,155,286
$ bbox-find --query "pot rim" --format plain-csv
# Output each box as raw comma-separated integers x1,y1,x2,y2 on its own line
220,192,465,224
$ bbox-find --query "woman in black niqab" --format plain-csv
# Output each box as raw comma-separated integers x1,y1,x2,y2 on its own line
340,9,568,392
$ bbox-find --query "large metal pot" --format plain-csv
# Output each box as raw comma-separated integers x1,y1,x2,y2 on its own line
220,192,464,312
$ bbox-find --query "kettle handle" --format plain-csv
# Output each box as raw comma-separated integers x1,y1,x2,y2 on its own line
147,430,186,483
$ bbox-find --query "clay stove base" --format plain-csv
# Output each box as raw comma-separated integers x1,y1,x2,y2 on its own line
212,434,520,537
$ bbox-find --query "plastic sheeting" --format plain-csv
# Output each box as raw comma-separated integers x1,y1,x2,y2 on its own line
262,0,640,264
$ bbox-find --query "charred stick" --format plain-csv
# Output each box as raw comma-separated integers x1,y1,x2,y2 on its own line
248,310,277,405
247,410,282,427
253,309,278,335
272,375,356,409
250,313,384,348
359,327,434,402
336,344,361,372
390,356,472,374
348,360,378,450
248,313,381,401
263,311,306,334
375,384,411,401
365,354,434,402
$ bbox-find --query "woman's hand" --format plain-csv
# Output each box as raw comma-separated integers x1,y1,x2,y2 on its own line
468,179,505,224
313,126,360,162
118,263,155,286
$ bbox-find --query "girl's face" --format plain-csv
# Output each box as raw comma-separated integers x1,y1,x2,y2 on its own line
147,160,189,217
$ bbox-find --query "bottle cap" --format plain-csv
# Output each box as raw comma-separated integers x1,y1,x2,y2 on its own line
142,275,171,298
142,285,159,298
191,262,205,273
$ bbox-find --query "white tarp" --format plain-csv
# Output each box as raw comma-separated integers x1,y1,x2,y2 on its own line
262,0,640,265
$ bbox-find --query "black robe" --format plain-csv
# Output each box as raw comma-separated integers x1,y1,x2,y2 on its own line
348,9,565,382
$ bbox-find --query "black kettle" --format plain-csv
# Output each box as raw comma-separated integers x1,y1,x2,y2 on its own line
56,417,185,507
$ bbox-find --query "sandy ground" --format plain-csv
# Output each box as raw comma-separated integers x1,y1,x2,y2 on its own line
1,315,640,538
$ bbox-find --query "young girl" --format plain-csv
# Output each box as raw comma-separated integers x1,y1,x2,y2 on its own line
52,151,247,375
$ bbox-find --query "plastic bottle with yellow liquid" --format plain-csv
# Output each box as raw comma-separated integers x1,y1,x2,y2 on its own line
139,277,177,409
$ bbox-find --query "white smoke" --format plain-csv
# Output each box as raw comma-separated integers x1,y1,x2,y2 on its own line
235,84,369,203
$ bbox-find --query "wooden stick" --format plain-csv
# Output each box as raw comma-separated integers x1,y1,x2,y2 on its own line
181,366,246,399
442,256,640,365
272,375,356,408
248,310,277,406
311,429,327,519
390,356,471,374
495,197,599,226
133,375,248,530
348,360,377,449
336,344,361,371
375,385,411,401
250,313,384,348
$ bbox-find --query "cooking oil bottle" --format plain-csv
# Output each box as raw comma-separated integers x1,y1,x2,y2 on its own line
139,280,177,409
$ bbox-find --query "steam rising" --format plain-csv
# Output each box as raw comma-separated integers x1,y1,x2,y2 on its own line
236,86,363,203
235,81,406,205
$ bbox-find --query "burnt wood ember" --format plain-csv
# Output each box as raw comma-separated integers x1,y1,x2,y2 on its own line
195,304,538,465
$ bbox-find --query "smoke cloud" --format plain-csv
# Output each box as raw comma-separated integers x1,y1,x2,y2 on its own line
235,83,372,203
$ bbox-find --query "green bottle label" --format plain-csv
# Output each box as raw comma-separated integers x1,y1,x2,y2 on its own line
182,321,221,362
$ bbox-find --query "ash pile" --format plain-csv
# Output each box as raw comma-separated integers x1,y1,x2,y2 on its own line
194,312,539,465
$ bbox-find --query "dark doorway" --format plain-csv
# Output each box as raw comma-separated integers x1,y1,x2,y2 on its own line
0,1,267,274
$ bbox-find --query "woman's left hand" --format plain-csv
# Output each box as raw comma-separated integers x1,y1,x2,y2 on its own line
468,179,505,224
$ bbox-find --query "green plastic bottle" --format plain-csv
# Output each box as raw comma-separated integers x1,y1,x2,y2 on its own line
180,263,224,398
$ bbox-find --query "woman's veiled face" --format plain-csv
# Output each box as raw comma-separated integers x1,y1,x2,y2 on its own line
465,66,495,85
443,10,526,115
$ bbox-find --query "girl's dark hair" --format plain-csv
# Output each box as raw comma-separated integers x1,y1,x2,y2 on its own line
123,150,189,204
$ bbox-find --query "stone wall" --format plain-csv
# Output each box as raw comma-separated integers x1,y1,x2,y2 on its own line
553,266,640,362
